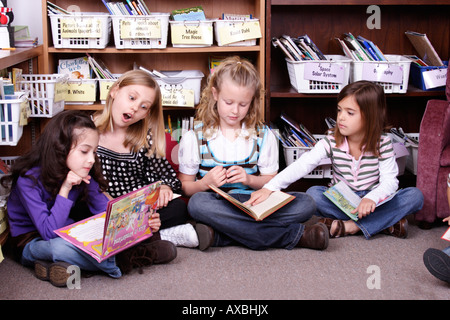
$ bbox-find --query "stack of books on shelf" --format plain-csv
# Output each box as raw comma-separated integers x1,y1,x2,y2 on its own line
272,34,327,61
170,6,206,21
102,0,151,15
271,113,317,148
47,1,69,15
87,54,114,80
335,33,387,62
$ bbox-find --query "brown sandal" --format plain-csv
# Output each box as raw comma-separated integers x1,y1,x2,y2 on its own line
317,218,333,230
330,220,346,238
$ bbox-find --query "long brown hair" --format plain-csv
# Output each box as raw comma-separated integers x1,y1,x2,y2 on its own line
335,81,387,156
1,110,107,198
196,56,264,136
94,70,165,157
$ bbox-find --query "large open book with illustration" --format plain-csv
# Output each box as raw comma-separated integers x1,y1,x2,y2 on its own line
323,181,398,221
54,181,161,263
209,184,295,221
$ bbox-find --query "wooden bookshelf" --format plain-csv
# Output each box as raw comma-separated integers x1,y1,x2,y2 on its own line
40,0,266,113
266,0,449,133
265,0,449,190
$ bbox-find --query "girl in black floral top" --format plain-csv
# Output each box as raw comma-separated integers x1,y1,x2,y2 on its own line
93,70,199,273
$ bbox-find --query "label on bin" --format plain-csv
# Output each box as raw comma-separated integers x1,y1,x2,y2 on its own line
422,68,447,89
60,18,103,38
304,63,346,84
100,81,116,101
171,24,212,45
361,63,403,84
120,18,161,39
217,21,261,46
160,86,195,107
65,82,96,102
54,82,66,102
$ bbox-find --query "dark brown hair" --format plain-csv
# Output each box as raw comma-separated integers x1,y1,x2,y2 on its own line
334,80,387,156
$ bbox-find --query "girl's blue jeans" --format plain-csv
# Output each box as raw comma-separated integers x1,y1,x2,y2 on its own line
21,237,122,278
306,186,424,239
188,191,316,250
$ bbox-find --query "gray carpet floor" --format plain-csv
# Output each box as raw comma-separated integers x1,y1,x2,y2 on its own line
0,215,449,301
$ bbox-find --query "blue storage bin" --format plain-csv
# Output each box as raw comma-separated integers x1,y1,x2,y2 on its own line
409,60,448,91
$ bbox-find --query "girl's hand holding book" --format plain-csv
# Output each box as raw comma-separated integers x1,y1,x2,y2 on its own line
244,188,272,207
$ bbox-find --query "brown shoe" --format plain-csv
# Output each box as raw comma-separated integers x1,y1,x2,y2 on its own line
34,260,71,287
382,218,408,238
143,239,177,264
297,222,329,250
116,240,177,274
195,223,214,251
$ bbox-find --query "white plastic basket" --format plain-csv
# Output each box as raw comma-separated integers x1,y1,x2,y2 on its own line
283,135,332,179
169,20,213,47
350,54,412,94
112,13,170,49
214,19,259,46
286,55,352,94
0,93,28,146
391,133,419,175
19,74,67,118
155,70,204,107
49,12,111,49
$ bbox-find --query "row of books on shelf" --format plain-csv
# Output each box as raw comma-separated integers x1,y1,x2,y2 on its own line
166,115,194,143
57,55,115,80
336,33,387,62
102,0,151,16
274,31,446,67
272,35,326,62
270,113,318,148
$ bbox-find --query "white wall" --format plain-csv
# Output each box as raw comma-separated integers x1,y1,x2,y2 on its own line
9,0,43,44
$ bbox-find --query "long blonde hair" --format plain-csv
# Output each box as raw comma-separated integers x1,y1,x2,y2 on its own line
93,70,165,157
196,56,264,135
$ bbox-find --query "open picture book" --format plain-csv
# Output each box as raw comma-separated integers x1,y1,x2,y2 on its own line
54,181,161,263
323,181,398,221
209,184,295,221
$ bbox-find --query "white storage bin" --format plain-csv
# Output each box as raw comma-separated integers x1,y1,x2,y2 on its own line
351,54,412,94
214,19,260,46
283,135,332,179
169,20,213,47
155,70,204,107
65,79,97,105
0,93,28,146
286,55,352,94
112,13,170,49
392,142,409,176
391,133,419,175
49,12,111,49
19,74,67,118
283,134,409,178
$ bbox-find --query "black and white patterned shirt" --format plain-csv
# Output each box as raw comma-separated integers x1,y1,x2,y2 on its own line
97,137,181,198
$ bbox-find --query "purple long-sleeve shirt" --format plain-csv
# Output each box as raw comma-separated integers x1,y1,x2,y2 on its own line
7,167,109,241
